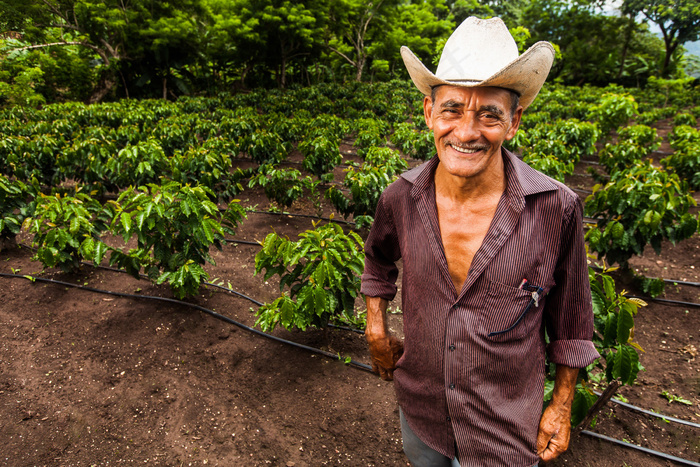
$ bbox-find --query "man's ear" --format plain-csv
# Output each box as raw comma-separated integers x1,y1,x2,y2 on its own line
505,106,523,141
423,95,434,130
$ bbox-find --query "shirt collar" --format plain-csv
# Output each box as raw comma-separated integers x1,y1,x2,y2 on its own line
401,147,560,211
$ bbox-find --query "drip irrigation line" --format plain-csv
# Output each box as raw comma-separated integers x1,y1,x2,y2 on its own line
588,265,700,288
661,278,700,287
0,272,373,373
246,210,355,225
327,323,365,335
627,294,700,309
85,263,367,337
79,262,265,307
592,391,700,429
580,430,700,467
224,238,262,247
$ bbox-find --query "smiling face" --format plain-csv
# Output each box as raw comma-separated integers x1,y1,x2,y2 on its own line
424,85,522,182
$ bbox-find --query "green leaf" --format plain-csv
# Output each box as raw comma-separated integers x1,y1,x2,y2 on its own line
121,212,132,234
602,275,616,301
616,306,634,344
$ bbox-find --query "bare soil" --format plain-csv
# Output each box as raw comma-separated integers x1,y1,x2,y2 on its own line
1,141,699,467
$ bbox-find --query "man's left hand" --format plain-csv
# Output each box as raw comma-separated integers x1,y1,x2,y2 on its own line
536,398,572,463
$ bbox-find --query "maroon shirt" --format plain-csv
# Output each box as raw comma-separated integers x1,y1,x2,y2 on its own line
361,148,599,467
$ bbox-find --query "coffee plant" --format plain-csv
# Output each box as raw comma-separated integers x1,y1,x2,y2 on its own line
587,93,638,138
0,174,38,247
584,161,699,268
254,221,365,332
556,261,646,427
522,153,573,182
27,190,112,272
108,181,246,298
661,142,700,189
249,165,319,208
299,135,341,179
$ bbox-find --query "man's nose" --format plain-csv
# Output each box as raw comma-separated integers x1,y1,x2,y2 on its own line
452,113,481,141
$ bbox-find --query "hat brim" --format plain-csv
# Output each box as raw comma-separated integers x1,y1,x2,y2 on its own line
401,42,555,110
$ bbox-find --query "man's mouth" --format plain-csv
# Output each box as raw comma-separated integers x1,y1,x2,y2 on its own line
447,143,488,154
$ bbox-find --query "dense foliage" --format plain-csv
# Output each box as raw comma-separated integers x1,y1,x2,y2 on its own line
1,0,698,104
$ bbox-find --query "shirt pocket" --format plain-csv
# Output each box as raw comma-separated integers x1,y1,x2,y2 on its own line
480,280,540,342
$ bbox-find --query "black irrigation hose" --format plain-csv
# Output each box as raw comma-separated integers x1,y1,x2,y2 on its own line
580,430,700,467
247,210,355,225
592,392,700,429
224,238,262,247
0,272,374,373
87,263,367,337
661,278,700,287
628,294,700,309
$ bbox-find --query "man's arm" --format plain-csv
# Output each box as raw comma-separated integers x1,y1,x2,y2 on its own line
365,296,403,381
536,364,579,462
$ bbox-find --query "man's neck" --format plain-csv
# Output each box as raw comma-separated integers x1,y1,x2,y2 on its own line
433,154,507,205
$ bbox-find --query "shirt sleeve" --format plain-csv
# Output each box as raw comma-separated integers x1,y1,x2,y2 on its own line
361,191,401,301
544,193,600,368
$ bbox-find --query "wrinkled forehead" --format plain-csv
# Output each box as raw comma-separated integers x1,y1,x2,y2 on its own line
431,84,514,107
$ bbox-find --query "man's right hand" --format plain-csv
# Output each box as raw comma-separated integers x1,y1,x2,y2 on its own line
366,334,404,381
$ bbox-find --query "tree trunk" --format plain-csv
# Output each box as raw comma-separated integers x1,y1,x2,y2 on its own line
280,58,287,89
88,73,117,104
661,44,677,78
617,17,635,80
162,76,168,100
355,55,365,82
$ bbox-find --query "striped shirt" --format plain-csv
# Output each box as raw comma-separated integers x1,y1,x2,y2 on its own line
361,148,600,467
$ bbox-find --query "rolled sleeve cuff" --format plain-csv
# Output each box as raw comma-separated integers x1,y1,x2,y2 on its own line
547,339,600,368
360,275,397,301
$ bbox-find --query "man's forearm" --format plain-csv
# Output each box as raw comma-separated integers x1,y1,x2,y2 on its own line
550,364,579,411
536,364,579,461
364,296,403,380
365,296,389,343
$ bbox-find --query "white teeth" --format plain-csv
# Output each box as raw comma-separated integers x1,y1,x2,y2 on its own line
449,144,483,154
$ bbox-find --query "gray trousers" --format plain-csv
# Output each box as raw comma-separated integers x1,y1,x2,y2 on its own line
399,409,538,467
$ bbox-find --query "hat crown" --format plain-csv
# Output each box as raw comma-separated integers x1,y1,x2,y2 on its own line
435,17,519,82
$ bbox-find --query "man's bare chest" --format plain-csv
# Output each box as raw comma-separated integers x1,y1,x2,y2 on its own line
437,199,500,293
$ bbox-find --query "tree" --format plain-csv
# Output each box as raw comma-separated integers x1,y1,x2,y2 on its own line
325,0,399,82
220,0,325,89
622,0,700,77
448,0,494,25
0,0,208,101
370,0,454,79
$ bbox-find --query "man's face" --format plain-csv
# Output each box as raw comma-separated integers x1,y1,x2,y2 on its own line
424,85,522,180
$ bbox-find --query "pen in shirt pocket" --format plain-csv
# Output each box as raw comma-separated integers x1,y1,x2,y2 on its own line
518,278,543,307
489,279,544,337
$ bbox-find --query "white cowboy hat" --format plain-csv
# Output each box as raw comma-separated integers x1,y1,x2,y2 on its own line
401,16,555,110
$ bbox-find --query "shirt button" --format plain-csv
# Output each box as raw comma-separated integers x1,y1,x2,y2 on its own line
446,416,451,422
448,383,455,389
448,344,456,351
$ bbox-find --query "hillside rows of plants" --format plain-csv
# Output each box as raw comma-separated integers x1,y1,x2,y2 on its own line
1,78,700,426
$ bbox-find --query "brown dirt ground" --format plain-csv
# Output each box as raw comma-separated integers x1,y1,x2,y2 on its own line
1,138,699,467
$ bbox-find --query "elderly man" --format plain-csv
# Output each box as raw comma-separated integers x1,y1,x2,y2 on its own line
361,17,599,467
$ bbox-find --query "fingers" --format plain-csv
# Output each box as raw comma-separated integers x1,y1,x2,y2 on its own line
371,356,395,381
536,415,570,462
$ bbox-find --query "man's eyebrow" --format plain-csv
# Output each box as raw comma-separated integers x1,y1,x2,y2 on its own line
481,105,505,116
439,99,463,109
438,101,506,116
